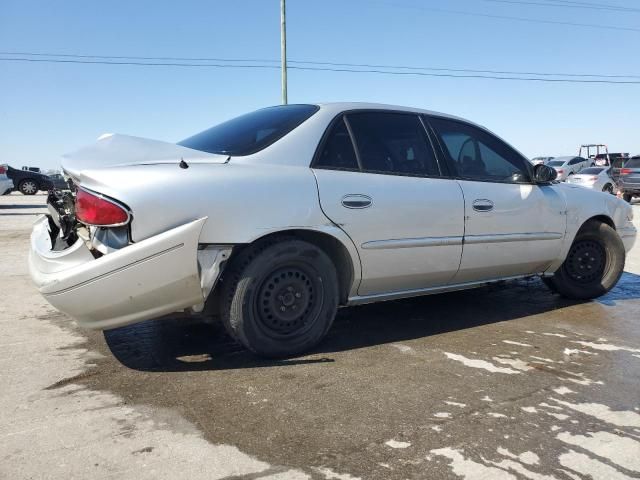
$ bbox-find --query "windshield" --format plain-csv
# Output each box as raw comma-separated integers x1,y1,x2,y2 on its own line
580,168,604,175
548,160,565,166
178,104,319,156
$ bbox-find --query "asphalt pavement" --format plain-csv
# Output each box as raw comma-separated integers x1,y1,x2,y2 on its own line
1,192,639,480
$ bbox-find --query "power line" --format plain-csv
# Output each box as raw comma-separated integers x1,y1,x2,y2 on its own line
2,51,639,79
2,57,639,84
543,0,640,12
476,0,640,12
371,1,640,31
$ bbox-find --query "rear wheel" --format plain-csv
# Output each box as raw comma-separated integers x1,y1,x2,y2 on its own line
18,179,38,195
544,221,624,300
220,239,339,358
602,184,614,195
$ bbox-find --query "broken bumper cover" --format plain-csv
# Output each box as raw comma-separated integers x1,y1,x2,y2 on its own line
29,216,229,330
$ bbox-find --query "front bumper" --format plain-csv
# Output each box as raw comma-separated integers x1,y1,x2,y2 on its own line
29,216,228,330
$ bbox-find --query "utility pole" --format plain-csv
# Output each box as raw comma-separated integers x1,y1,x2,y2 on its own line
280,0,288,105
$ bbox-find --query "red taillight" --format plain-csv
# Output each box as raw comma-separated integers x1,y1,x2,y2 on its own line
0,165,6,174
75,189,129,226
557,169,564,174
620,168,632,175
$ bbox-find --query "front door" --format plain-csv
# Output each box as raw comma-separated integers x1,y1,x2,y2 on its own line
312,112,465,296
427,116,566,284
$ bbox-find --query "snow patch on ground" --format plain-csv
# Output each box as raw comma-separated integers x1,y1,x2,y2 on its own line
557,431,640,473
542,332,567,338
559,450,634,480
572,341,640,354
493,357,534,371
390,344,414,353
445,401,467,408
313,467,361,480
431,448,517,480
385,439,411,449
552,386,575,395
551,399,640,428
488,412,508,418
521,406,538,413
434,412,451,418
444,353,521,374
496,447,540,466
502,340,532,347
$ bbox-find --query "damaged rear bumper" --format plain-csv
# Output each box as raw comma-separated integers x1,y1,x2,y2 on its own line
29,216,230,330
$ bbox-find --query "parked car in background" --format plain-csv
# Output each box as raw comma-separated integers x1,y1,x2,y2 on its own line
28,103,636,358
547,156,593,181
6,165,53,195
48,173,70,190
0,165,13,195
566,167,616,194
531,156,554,166
618,156,640,203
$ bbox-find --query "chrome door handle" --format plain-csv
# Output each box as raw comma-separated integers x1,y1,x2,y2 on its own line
472,199,494,212
341,194,372,209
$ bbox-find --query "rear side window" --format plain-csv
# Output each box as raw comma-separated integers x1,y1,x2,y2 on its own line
347,113,440,176
178,104,319,156
315,117,359,170
569,157,584,165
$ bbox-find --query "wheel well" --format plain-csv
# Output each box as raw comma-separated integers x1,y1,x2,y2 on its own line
580,215,615,232
207,229,355,315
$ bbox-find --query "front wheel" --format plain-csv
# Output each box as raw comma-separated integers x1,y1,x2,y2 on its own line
18,179,38,195
220,239,339,358
544,221,625,300
602,184,614,195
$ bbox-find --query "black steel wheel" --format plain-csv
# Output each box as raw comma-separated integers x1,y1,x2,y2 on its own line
221,238,339,358
544,220,625,300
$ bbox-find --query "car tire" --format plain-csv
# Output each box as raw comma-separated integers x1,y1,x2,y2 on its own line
602,184,614,195
623,193,633,203
220,238,339,358
544,221,624,300
18,179,38,195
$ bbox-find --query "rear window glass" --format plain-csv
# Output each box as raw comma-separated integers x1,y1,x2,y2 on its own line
580,168,604,174
178,104,319,156
547,160,565,166
624,158,640,168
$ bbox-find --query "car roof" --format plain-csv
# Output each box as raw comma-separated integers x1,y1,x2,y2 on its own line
553,156,580,161
316,102,468,122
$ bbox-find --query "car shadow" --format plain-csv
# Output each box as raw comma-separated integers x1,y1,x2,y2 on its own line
103,274,640,373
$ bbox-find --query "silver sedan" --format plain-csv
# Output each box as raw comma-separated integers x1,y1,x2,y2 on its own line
566,167,617,194
28,103,637,357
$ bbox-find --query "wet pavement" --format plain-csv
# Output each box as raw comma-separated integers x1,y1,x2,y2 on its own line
1,192,640,480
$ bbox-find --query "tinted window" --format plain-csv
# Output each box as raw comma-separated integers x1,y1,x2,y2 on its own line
178,104,318,156
547,160,565,166
347,113,439,176
429,117,530,183
624,158,640,168
315,117,359,170
569,157,585,165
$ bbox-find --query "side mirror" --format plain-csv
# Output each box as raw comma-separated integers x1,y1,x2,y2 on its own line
533,163,557,184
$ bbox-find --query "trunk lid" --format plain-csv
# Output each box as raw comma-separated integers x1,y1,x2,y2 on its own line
62,134,229,179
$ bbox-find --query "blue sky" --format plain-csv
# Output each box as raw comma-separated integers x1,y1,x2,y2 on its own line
1,0,638,169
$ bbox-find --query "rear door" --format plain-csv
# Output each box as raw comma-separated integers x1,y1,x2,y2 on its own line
312,111,465,297
426,116,566,283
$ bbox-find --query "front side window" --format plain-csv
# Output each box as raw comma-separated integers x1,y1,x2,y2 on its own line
178,104,319,156
314,117,359,170
346,113,440,176
429,117,530,183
